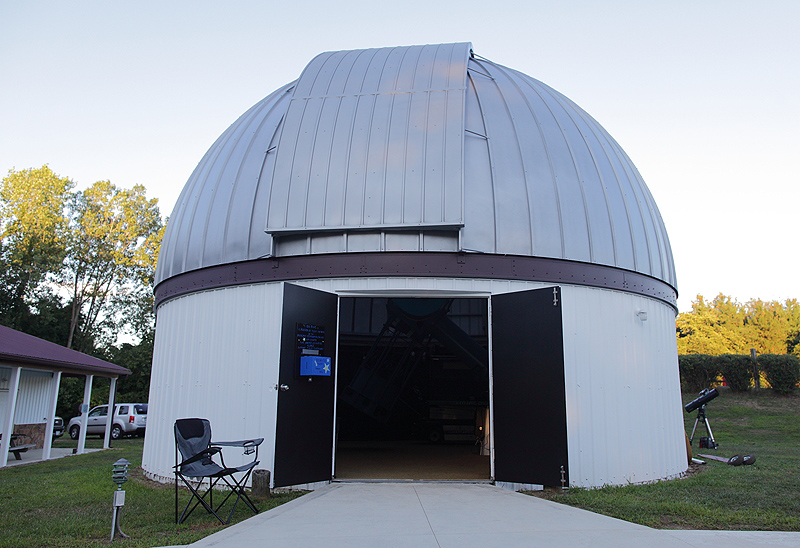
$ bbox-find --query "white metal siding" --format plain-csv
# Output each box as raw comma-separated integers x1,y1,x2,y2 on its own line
145,277,683,488
561,285,685,487
0,390,6,436
142,283,284,483
14,369,53,424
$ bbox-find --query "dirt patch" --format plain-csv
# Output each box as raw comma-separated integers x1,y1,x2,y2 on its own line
129,466,171,489
681,461,709,479
659,515,697,529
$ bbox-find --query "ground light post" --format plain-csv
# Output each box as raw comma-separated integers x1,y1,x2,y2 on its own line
111,458,130,540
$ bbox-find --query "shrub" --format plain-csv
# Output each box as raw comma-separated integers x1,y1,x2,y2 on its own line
678,354,721,392
759,354,800,395
717,354,753,392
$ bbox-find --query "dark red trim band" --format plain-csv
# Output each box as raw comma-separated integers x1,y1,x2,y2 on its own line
154,252,678,310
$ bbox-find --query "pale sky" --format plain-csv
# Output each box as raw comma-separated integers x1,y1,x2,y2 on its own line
2,1,798,312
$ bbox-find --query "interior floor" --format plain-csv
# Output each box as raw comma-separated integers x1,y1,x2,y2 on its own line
334,440,490,480
335,297,491,481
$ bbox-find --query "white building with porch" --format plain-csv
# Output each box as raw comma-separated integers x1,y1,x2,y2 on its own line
1,325,130,467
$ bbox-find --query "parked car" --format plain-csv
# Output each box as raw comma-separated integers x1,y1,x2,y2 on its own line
53,416,64,438
67,403,147,440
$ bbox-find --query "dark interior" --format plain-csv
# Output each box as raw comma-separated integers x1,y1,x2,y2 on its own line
334,297,491,480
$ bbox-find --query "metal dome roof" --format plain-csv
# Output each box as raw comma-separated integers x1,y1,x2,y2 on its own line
156,42,676,294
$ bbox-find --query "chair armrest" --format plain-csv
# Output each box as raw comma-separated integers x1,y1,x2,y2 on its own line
173,446,222,468
211,438,264,447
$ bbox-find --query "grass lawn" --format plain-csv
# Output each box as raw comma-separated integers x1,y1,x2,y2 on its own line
0,437,303,548
3,389,798,545
529,388,800,530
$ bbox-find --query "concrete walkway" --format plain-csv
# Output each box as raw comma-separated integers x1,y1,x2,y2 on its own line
2,446,103,467
178,482,800,548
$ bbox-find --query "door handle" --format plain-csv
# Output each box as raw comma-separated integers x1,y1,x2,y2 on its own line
274,384,289,391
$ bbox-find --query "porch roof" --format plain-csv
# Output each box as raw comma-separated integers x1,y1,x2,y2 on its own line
0,325,130,378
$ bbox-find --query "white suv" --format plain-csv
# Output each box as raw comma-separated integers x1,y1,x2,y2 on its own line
67,403,147,440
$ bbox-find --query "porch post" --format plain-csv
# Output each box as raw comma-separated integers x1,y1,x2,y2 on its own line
0,367,22,468
42,371,62,460
76,374,93,455
103,377,118,449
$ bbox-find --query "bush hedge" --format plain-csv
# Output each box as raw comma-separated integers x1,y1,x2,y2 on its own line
679,353,800,394
678,354,720,392
758,354,800,395
717,354,754,392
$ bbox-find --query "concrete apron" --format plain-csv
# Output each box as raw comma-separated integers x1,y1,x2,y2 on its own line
2,447,103,467
180,482,800,548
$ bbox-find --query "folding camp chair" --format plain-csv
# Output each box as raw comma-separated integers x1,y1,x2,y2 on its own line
174,418,263,524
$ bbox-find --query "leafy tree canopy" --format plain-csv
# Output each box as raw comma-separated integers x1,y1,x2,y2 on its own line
0,166,73,331
63,180,163,351
677,294,800,358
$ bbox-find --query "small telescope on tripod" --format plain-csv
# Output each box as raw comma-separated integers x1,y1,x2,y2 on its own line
685,388,719,448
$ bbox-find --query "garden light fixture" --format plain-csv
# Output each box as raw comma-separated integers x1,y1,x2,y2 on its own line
110,458,130,540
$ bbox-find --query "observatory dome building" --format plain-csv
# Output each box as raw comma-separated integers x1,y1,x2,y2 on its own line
143,43,685,490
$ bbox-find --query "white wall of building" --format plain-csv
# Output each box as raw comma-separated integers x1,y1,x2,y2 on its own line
0,367,9,434
560,285,685,487
144,277,685,488
142,283,284,483
15,369,54,424
1,367,55,433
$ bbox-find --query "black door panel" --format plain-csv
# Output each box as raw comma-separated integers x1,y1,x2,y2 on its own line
492,287,568,487
273,284,338,487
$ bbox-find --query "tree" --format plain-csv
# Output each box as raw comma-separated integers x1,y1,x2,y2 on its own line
676,294,748,355
678,294,800,356
0,166,72,329
109,331,155,403
63,181,163,350
788,331,800,358
779,299,800,358
743,299,800,355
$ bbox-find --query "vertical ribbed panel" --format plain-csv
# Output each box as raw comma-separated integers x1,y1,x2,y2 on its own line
0,391,7,436
155,43,676,292
465,56,676,288
13,369,53,424
266,43,470,233
154,82,295,284
560,286,685,487
142,283,284,483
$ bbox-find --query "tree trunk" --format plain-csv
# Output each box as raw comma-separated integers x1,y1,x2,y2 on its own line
66,297,81,349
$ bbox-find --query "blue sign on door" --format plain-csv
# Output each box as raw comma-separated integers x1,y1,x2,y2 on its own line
300,356,332,376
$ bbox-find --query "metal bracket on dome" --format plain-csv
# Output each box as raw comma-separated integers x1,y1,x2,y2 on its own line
467,59,494,80
465,129,488,139
266,222,464,237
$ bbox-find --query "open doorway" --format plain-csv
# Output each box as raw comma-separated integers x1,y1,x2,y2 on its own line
334,297,491,481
